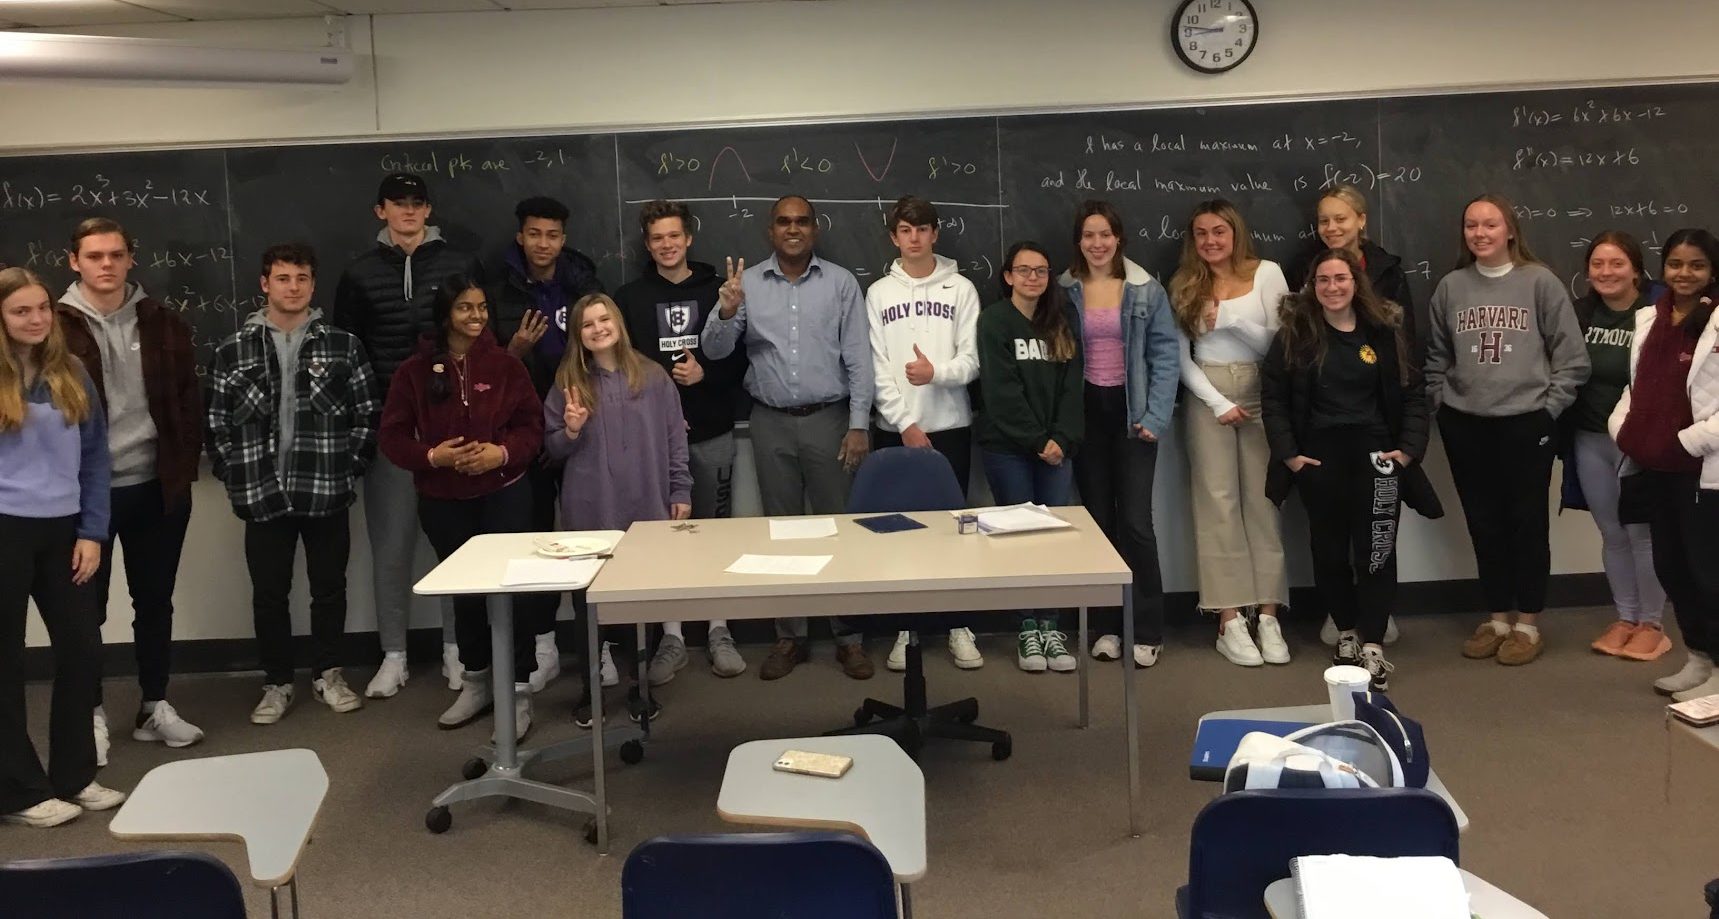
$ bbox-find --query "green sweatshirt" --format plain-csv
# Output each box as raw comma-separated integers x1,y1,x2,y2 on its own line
976,298,1084,457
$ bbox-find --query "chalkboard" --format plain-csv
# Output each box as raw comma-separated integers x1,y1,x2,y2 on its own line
4,82,1715,370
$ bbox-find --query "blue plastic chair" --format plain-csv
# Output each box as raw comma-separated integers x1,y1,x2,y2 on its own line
0,850,246,918
825,447,1011,760
1176,787,1461,919
621,831,897,919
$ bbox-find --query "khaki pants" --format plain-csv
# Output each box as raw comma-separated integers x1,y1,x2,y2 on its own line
1183,361,1287,611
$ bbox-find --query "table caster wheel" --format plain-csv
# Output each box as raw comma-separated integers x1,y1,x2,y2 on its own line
425,806,452,834
853,707,871,726
461,758,487,781
991,737,1012,761
619,740,645,765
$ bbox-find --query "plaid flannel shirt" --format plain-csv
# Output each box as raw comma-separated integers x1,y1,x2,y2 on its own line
206,318,380,522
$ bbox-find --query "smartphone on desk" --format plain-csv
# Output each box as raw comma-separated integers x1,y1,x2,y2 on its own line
774,749,853,779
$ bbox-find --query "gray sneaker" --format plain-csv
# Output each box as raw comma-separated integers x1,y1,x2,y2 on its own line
647,634,689,686
708,626,746,677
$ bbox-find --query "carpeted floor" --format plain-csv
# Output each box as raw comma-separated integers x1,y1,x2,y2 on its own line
11,605,1716,918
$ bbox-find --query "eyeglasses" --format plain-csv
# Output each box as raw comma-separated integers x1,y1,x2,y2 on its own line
1009,266,1051,279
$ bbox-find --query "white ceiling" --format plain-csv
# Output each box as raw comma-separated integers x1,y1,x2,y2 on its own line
0,0,786,28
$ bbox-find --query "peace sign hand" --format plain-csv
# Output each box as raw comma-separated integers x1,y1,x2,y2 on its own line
562,387,591,435
718,257,746,317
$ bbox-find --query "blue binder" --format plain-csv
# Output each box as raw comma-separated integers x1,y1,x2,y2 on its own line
1189,718,1310,781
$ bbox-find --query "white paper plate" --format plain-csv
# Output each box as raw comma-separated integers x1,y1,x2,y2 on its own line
531,535,613,559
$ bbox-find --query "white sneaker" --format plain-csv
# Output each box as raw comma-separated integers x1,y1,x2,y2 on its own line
132,701,205,748
313,669,363,713
493,684,532,744
439,670,493,728
1384,616,1401,645
1255,614,1291,665
1360,645,1394,692
1091,634,1122,661
887,631,910,672
1133,644,1162,668
948,628,983,669
600,642,619,688
442,642,464,691
250,685,295,725
365,651,409,699
1320,615,1339,647
3,798,81,828
530,634,561,693
92,707,109,768
73,782,126,812
1656,652,1714,696
1041,627,1077,672
1673,673,1719,703
1217,616,1264,666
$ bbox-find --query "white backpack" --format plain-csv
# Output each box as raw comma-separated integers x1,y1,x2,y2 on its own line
1223,721,1405,792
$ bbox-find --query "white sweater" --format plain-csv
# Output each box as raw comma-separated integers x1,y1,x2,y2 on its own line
1609,303,1719,490
1178,259,1290,416
866,254,981,433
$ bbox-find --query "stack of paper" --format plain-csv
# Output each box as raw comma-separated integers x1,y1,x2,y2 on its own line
1291,855,1469,919
501,557,604,587
725,554,833,576
973,502,1072,535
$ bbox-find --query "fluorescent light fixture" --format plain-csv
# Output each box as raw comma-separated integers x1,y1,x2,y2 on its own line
0,31,353,84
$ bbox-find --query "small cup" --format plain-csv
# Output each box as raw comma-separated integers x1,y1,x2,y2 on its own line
956,512,978,535
1324,665,1371,721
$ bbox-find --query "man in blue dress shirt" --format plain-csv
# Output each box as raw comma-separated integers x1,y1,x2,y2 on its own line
702,195,875,681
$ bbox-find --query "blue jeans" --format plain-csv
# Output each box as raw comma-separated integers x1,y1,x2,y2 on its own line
982,450,1074,628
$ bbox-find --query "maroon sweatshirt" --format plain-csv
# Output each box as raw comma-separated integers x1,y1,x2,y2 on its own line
379,331,543,501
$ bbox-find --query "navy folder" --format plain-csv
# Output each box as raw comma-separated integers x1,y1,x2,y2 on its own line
1189,718,1310,781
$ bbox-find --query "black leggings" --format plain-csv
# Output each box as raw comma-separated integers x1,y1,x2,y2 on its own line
1075,384,1165,644
1645,471,1719,657
1295,428,1401,645
1439,407,1554,614
0,514,99,814
418,478,537,680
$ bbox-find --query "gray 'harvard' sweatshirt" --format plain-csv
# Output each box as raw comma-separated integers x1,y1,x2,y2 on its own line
1424,262,1590,418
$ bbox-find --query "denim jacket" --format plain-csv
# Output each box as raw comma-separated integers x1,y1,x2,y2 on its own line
1059,258,1183,437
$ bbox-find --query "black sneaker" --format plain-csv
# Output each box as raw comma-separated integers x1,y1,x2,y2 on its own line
572,696,602,730
627,693,662,724
1332,633,1361,667
1360,646,1393,692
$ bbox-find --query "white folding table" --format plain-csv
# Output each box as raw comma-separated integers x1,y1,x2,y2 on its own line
586,508,1134,852
412,530,640,840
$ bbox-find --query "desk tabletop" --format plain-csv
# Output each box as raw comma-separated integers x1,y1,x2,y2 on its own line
587,508,1128,622
1198,704,1468,832
717,735,927,882
412,531,625,596
109,749,327,887
1263,869,1548,918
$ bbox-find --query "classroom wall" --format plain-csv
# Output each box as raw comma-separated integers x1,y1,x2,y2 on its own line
15,0,1716,648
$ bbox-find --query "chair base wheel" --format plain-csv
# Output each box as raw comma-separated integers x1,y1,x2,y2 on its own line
425,806,452,834
853,707,871,726
460,757,487,780
992,738,1012,761
619,740,645,765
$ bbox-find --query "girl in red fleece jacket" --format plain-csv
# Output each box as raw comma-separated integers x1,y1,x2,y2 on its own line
379,274,544,739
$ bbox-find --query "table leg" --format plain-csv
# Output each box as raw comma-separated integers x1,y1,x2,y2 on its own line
901,882,913,919
590,600,609,854
1121,586,1140,838
636,622,651,740
489,594,517,770
1077,606,1089,729
268,878,299,919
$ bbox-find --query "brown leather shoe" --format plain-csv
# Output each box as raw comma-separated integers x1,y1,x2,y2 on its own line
836,643,874,680
1462,622,1509,659
1496,628,1543,666
759,639,809,681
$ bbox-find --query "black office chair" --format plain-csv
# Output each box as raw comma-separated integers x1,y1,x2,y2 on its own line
0,850,247,919
824,446,1012,760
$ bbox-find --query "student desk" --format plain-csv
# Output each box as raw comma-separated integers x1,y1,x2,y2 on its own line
109,748,326,919
413,530,637,840
586,507,1135,851
1263,870,1548,918
1195,704,1470,832
718,735,925,917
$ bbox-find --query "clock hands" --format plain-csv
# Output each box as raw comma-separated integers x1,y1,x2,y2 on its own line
1184,25,1226,36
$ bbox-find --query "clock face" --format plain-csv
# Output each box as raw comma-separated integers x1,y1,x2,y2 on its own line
1173,0,1258,74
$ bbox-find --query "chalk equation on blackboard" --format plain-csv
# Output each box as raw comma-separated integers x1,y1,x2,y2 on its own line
1,179,216,211
1511,100,1669,128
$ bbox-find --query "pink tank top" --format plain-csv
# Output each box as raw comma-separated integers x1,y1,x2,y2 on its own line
1082,306,1125,387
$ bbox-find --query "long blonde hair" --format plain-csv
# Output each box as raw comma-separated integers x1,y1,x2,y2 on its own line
0,267,90,432
552,293,661,414
1169,199,1260,338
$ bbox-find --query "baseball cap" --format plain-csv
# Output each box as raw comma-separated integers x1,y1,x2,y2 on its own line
377,172,430,204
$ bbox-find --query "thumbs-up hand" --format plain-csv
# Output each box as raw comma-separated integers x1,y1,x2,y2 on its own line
562,386,591,435
671,348,704,386
904,343,934,386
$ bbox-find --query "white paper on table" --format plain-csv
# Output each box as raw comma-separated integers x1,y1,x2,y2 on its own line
725,554,834,576
501,557,604,587
1291,855,1469,919
975,504,1072,535
769,518,839,540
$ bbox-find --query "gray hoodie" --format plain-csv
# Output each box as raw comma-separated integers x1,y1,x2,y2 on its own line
59,282,158,487
246,307,319,474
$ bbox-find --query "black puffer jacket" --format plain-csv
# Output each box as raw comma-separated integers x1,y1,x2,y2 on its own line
332,227,481,392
